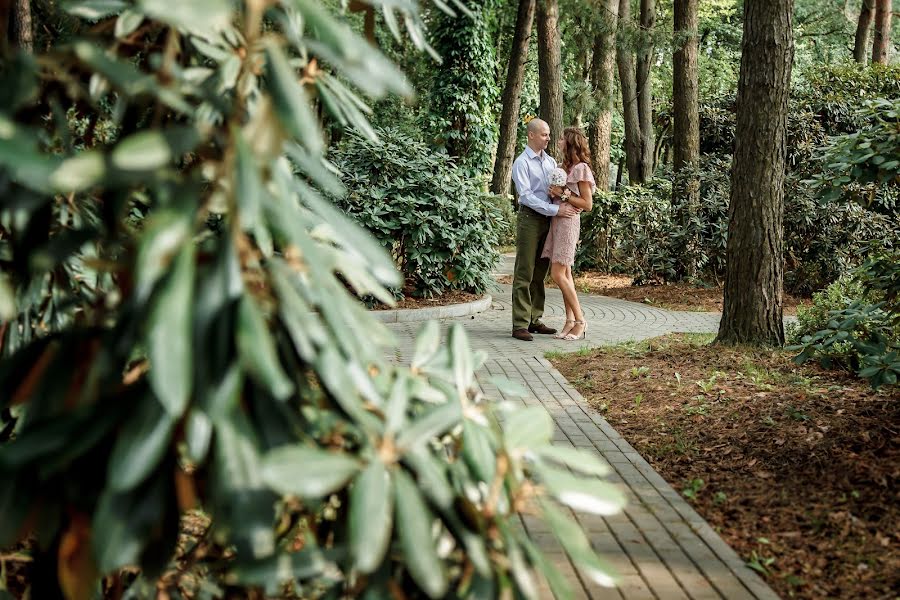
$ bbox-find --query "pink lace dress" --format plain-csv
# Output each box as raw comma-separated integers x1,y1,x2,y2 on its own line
541,162,596,266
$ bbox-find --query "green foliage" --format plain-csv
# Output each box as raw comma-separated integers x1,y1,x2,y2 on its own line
809,98,900,216
331,128,503,298
576,159,729,284
0,1,622,598
426,0,499,177
788,271,899,388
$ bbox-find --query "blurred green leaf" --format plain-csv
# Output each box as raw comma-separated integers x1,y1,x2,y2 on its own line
228,550,327,587
260,445,360,498
396,401,460,450
504,407,554,451
462,420,495,483
107,393,175,491
394,469,446,598
411,320,441,370
65,0,127,19
139,0,231,34
540,499,618,589
535,445,611,477
236,296,295,401
147,242,195,417
264,42,323,156
537,465,626,516
350,460,393,573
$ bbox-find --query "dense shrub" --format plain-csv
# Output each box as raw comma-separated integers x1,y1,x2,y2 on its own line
788,268,900,388
575,157,729,284
331,128,503,297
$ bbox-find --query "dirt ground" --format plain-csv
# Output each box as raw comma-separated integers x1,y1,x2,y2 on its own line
497,271,810,315
549,334,899,600
371,290,484,310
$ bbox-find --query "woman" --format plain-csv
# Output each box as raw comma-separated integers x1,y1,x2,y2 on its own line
541,127,596,340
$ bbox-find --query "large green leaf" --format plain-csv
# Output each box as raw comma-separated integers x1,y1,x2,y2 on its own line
540,499,619,589
394,469,446,598
536,465,626,516
233,127,263,231
535,445,611,477
228,550,327,587
236,296,295,401
350,460,393,574
260,445,360,498
93,475,168,573
396,401,461,450
411,320,441,370
462,420,495,483
134,206,193,305
139,0,231,34
65,0,128,19
107,393,175,491
147,242,195,418
111,127,200,172
503,407,554,451
264,42,323,156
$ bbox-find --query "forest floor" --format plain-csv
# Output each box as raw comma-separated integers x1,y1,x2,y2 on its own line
548,333,899,600
498,272,810,315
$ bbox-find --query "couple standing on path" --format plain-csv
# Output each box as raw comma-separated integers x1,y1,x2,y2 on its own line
510,119,596,342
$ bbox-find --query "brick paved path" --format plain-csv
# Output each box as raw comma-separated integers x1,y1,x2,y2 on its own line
384,256,781,599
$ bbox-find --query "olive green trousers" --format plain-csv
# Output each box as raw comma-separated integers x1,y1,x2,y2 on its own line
511,207,552,331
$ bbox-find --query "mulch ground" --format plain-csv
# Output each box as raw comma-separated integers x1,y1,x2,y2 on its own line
371,290,483,311
549,334,899,600
497,271,810,315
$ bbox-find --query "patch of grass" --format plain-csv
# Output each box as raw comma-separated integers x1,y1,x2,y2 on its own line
543,346,595,361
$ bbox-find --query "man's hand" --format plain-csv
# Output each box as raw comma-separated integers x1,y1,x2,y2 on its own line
557,203,581,218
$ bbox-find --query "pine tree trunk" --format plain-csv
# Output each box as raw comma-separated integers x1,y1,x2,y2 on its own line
854,0,875,63
588,0,618,192
616,0,641,184
672,0,700,278
872,0,892,64
716,0,794,347
10,0,31,51
635,0,656,182
491,0,535,196
536,0,563,159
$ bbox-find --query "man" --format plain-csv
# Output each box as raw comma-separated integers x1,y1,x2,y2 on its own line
510,119,580,341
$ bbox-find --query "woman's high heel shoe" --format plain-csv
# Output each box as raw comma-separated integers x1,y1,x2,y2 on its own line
564,320,586,341
555,319,575,339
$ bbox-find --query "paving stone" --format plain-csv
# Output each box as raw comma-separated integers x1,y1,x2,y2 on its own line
383,262,780,600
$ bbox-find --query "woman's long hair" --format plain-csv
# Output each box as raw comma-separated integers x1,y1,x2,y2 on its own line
561,127,591,172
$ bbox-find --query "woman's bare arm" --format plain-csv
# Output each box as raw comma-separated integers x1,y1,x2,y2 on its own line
565,182,593,211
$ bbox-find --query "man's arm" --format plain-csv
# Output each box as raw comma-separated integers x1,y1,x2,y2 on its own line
511,158,559,217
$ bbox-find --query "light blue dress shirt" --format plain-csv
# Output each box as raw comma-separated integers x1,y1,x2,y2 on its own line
511,145,559,217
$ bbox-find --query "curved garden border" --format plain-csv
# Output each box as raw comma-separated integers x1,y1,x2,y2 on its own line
370,294,493,323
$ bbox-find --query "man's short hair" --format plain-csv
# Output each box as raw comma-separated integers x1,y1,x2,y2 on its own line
527,118,547,134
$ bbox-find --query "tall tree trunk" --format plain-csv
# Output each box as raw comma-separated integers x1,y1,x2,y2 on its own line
635,0,656,181
616,0,641,184
854,0,875,62
10,0,31,51
872,0,892,63
536,0,563,159
672,0,700,278
491,0,536,196
716,0,794,346
589,0,619,192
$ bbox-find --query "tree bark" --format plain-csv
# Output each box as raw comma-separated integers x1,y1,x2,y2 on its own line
536,0,563,159
10,0,32,52
491,0,535,196
854,0,875,63
616,0,641,184
716,0,794,347
672,0,700,278
588,0,618,192
635,0,655,182
872,0,892,64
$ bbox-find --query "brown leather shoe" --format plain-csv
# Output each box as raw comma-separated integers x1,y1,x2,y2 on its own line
528,322,558,335
511,328,534,341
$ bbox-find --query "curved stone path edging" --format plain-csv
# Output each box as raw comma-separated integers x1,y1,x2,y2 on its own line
370,294,492,323
382,255,781,599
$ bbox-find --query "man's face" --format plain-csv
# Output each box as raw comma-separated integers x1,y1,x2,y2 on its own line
529,123,551,151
